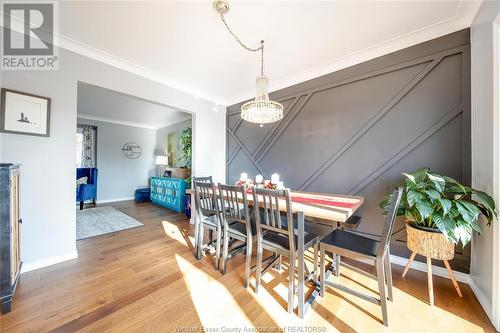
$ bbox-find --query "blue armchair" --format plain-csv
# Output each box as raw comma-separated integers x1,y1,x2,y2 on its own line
76,168,98,210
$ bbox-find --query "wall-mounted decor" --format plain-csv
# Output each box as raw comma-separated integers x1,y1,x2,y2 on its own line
1,88,51,137
121,142,142,159
167,132,178,166
166,126,192,168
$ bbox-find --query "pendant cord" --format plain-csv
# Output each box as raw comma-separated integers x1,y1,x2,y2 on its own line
220,13,265,75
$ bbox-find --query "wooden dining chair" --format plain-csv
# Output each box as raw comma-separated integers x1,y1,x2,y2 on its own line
193,180,222,270
319,187,402,327
217,184,255,286
253,187,319,318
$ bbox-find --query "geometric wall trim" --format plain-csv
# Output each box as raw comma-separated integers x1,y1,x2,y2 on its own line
227,29,471,272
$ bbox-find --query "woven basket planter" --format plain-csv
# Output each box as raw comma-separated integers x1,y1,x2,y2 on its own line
406,222,454,260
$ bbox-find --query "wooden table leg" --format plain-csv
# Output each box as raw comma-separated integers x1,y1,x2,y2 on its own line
402,252,417,278
427,256,434,306
444,260,463,297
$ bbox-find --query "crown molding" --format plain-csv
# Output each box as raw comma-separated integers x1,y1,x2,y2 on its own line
0,11,227,105
226,0,482,105
77,113,182,130
1,1,481,107
57,35,227,106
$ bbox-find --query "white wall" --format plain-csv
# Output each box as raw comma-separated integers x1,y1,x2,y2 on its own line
0,45,226,272
77,118,156,202
1,68,78,272
470,1,500,329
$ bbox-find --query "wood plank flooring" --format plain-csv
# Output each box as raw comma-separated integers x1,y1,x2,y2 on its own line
0,201,495,332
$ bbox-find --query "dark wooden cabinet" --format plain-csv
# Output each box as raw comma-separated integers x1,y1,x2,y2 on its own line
0,164,21,314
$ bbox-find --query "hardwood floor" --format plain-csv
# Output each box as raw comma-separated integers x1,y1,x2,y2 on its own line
1,201,495,332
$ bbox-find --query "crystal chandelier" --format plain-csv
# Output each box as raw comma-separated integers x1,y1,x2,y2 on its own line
213,0,283,125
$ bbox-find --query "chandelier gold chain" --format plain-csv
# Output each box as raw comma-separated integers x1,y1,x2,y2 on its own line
215,0,283,125
219,13,265,75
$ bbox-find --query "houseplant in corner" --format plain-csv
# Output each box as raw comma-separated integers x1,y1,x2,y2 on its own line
380,167,497,305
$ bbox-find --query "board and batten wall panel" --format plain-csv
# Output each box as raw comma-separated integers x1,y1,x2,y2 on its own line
227,29,471,272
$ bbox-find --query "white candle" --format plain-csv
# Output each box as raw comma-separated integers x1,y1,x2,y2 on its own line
271,173,280,184
240,172,248,181
277,181,284,190
255,174,264,184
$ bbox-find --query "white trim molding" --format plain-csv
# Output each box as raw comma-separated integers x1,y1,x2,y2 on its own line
21,250,78,274
469,277,495,325
491,10,500,331
78,113,167,130
390,254,470,284
96,197,135,204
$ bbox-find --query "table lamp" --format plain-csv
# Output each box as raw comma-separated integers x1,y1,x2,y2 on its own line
155,155,169,177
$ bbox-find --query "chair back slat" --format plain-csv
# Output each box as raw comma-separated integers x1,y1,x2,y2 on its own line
218,183,249,224
193,181,218,217
253,188,295,252
193,176,213,184
378,187,403,257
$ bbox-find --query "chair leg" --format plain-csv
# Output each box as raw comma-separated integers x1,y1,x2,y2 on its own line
194,215,200,257
196,223,204,260
255,238,263,294
221,228,229,274
402,252,416,278
427,256,434,306
80,201,84,210
92,198,96,205
444,260,462,297
334,253,340,277
215,227,221,270
244,236,252,288
298,251,305,318
313,242,318,282
384,253,394,302
376,259,388,327
288,253,295,314
320,244,325,298
277,255,282,270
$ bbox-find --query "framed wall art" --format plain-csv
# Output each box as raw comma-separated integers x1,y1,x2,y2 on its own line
1,88,51,137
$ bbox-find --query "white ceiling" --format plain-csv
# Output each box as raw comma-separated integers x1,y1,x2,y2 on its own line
77,83,191,129
60,1,481,105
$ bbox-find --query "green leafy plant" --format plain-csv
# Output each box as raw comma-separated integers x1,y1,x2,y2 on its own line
185,176,192,190
179,127,192,168
380,168,497,246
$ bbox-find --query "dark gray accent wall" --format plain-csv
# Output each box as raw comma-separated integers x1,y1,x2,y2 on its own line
227,29,471,272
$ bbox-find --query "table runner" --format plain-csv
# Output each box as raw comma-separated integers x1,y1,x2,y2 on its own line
291,195,358,209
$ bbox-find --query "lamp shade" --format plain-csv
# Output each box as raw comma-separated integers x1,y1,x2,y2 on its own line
155,155,169,165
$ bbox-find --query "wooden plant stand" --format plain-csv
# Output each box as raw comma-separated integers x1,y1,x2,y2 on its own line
402,223,462,306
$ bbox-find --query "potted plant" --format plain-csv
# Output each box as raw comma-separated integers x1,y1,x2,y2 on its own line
380,167,497,304
179,127,192,218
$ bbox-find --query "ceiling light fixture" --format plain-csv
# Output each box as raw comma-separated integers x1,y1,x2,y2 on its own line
213,0,283,126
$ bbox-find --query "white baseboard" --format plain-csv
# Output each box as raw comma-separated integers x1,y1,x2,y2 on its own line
96,197,134,204
468,276,494,326
390,254,470,284
21,250,78,273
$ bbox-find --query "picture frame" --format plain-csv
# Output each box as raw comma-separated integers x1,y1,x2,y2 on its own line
0,88,51,137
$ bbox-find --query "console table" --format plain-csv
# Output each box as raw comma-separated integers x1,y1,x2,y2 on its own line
150,177,186,212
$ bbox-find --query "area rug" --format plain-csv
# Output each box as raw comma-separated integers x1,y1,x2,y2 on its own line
76,206,144,240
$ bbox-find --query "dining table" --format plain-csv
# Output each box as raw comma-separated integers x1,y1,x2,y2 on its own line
186,186,364,317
